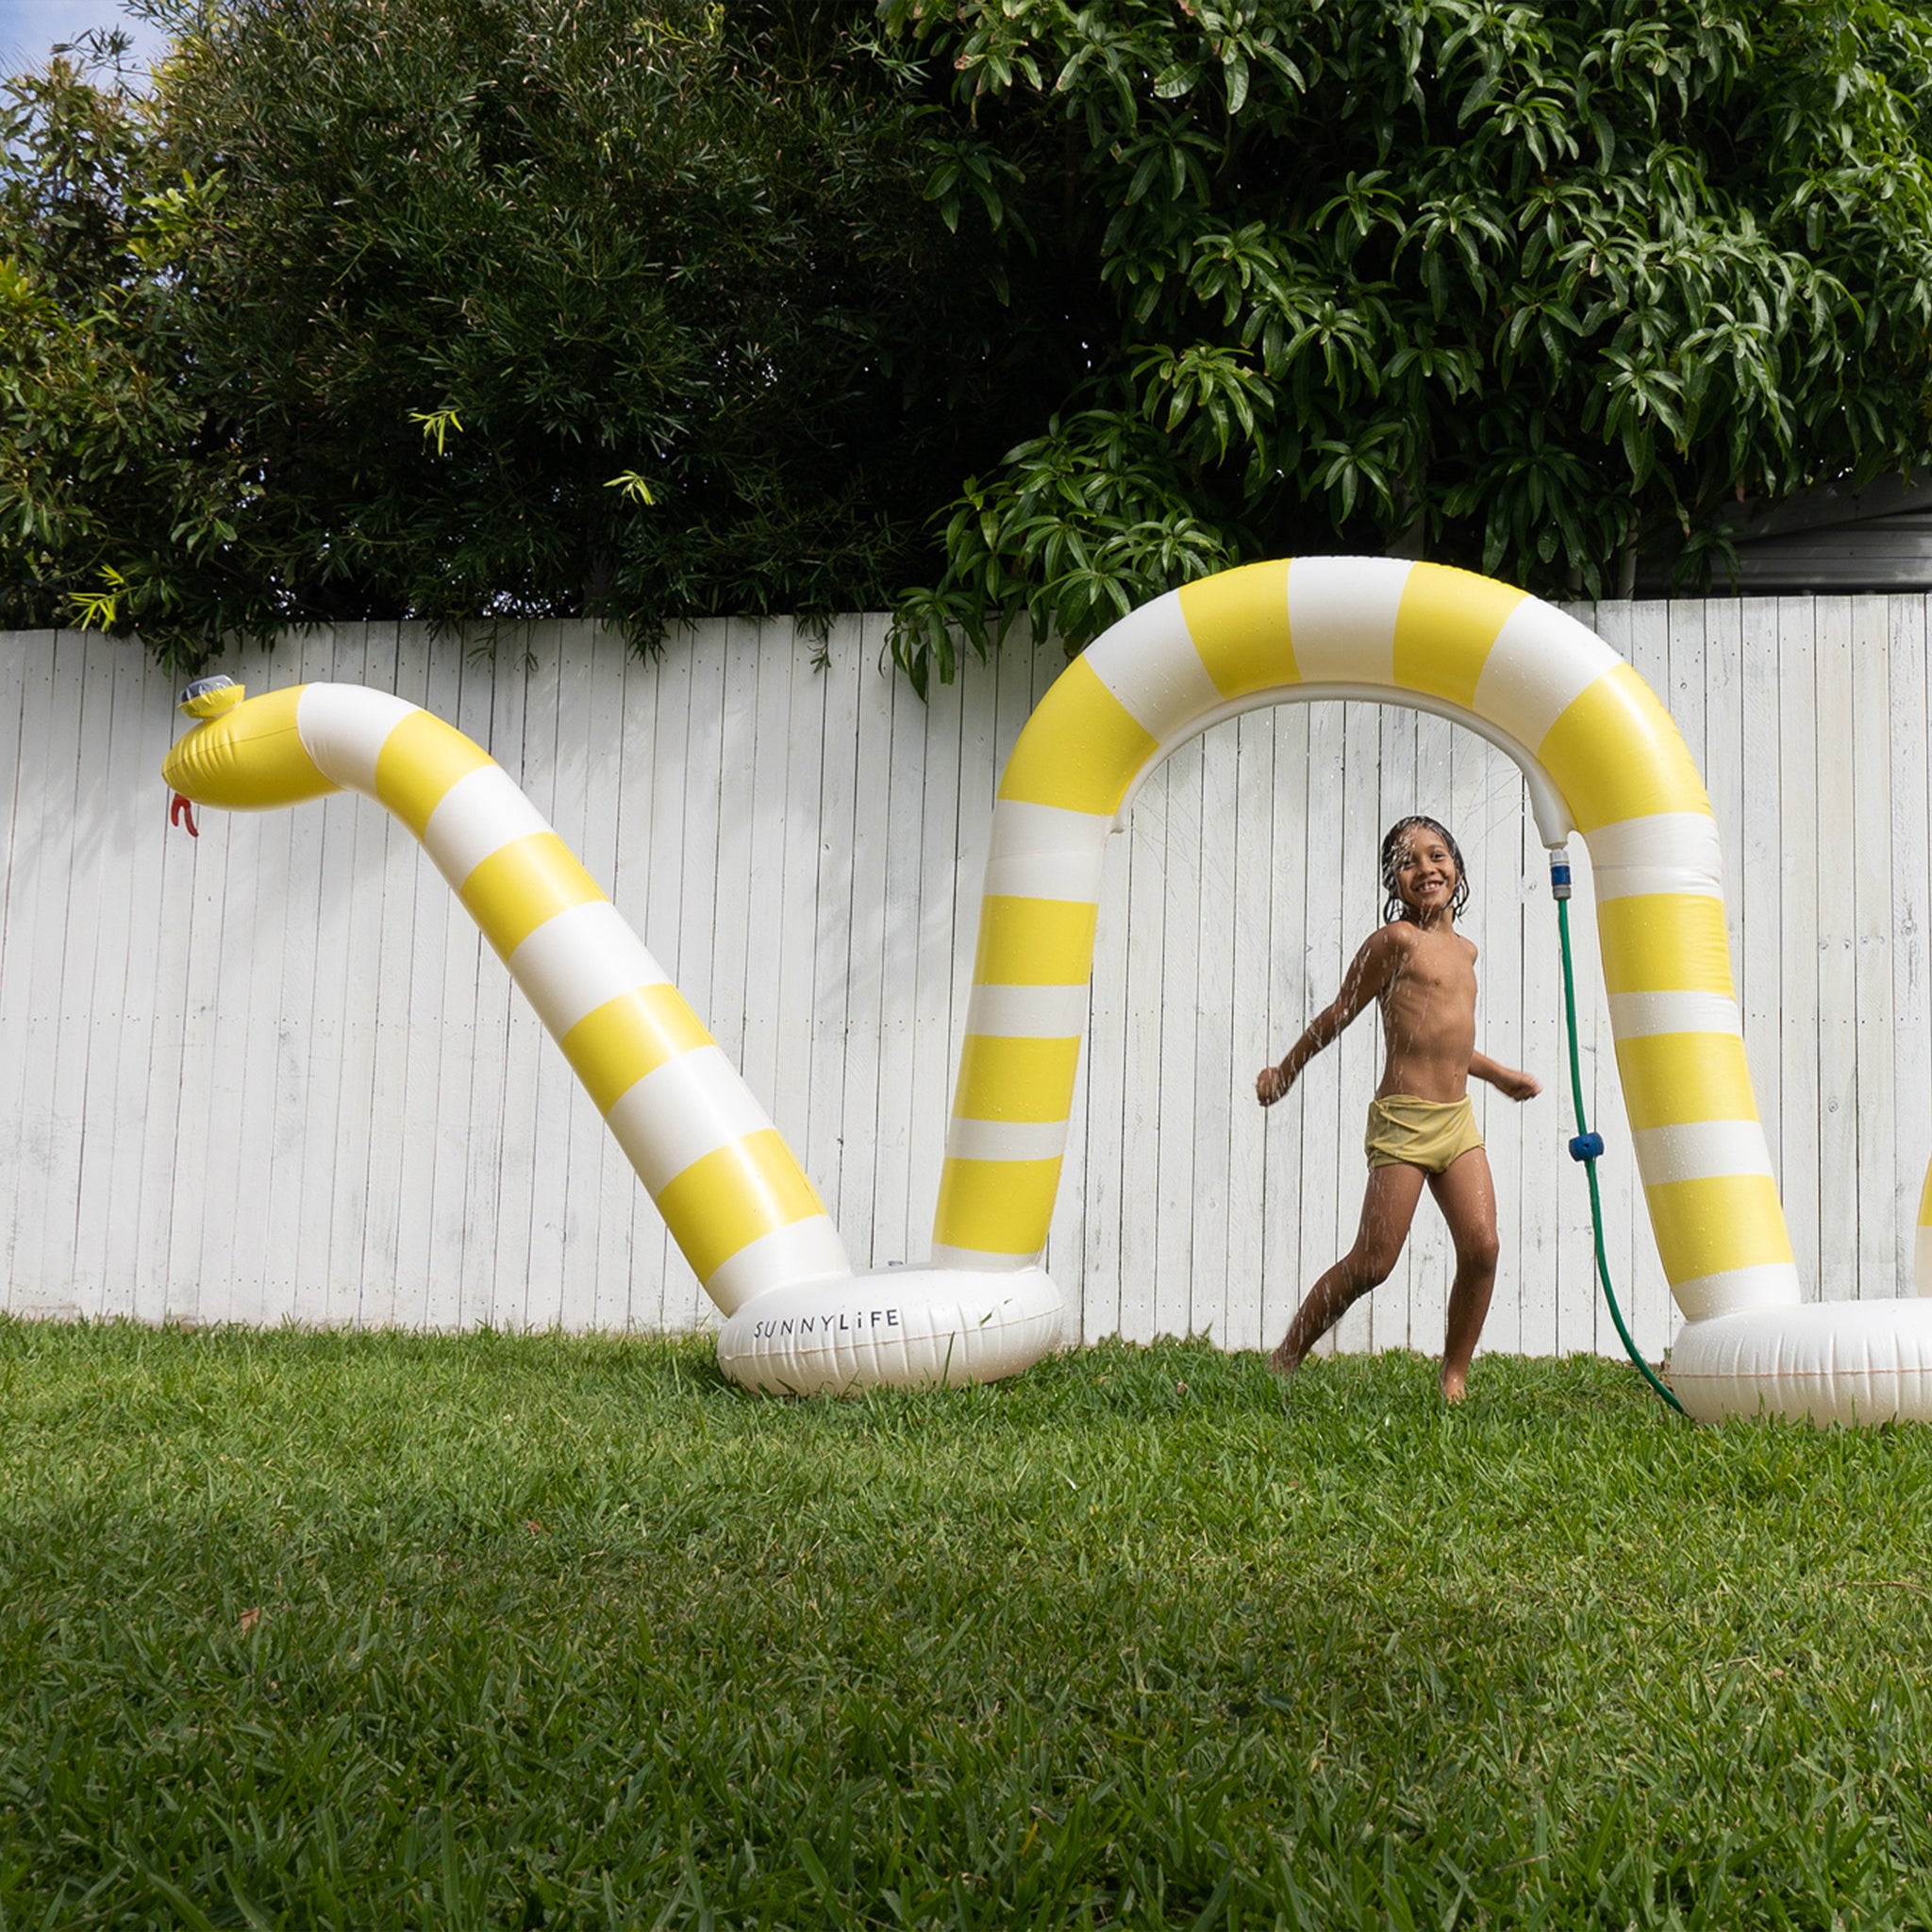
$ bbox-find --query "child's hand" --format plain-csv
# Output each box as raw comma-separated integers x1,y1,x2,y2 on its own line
1495,1067,1541,1102
1257,1063,1292,1107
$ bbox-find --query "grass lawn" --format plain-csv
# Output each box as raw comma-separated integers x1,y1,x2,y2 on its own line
4,1319,1931,1929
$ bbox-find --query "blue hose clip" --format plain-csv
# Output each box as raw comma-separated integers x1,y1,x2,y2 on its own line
1569,1130,1605,1162
1549,851,1574,901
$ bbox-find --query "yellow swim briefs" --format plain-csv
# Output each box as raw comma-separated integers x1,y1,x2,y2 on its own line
1364,1093,1484,1174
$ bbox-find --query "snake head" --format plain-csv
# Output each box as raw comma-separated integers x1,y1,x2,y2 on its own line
163,684,341,810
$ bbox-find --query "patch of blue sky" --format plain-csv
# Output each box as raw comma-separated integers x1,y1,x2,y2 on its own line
1,0,174,84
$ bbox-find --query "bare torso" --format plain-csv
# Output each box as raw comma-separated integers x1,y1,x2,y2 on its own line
1374,922,1479,1103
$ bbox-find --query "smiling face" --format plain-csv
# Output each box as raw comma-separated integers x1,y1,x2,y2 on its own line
1381,818,1466,925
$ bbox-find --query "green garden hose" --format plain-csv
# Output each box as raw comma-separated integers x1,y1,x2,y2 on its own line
1550,854,1687,1416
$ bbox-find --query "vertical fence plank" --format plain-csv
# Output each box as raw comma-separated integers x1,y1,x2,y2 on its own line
139,636,209,1324
253,632,337,1328
1557,593,1611,1350
1296,699,1348,1355
868,654,927,1269
0,636,30,1080
837,625,896,1272
68,641,146,1316
1474,735,1528,1368
606,639,662,1327
1221,712,1273,1353
168,631,250,1325
540,616,608,1331
637,629,695,1322
570,625,634,1328
1155,736,1203,1339
490,631,555,1330
1119,741,1168,1341
1561,797,1622,1348
8,638,86,1310
1891,597,1932,1294
706,619,760,1116
391,632,464,1329
1813,599,1859,1300
1075,826,1131,1340
908,667,964,1262
0,636,39,1311
1776,597,1823,1294
1034,647,1094,1309
359,626,428,1326
739,622,796,1129
1703,601,1747,997
774,641,829,1223
291,626,365,1324
433,641,502,1329
225,636,314,1326
591,641,647,1328
87,645,174,1316
1517,794,1563,1357
1850,595,1896,1301
1190,721,1241,1346
212,633,301,1325
466,636,530,1327
1258,703,1310,1353
1335,701,1388,1354
804,621,861,1239
661,624,727,1322
35,637,98,1308
1739,597,1784,1277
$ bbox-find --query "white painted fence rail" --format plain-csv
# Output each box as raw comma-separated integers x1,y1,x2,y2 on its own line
1,597,1925,1361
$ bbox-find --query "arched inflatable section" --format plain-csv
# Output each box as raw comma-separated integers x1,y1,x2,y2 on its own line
926,556,1932,1423
164,558,1932,1418
933,558,1786,1293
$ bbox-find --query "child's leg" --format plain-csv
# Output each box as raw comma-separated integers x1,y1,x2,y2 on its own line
1428,1148,1501,1402
1269,1163,1426,1375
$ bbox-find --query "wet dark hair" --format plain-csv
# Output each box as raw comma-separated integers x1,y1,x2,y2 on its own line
1381,815,1471,924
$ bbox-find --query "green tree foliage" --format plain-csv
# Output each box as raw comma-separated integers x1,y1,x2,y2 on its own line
8,1,1932,683
0,44,253,664
884,0,1932,689
1,0,1081,665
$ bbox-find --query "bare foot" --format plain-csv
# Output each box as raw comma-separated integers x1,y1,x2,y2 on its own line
1440,1364,1468,1405
1268,1335,1305,1379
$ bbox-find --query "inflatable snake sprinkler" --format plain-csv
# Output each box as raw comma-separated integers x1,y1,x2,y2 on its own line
163,559,1932,1423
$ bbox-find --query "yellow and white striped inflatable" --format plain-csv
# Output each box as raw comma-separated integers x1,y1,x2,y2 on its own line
163,678,1062,1393
164,558,1932,1418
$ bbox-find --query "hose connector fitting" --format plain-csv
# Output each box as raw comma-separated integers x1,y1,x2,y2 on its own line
1549,851,1573,901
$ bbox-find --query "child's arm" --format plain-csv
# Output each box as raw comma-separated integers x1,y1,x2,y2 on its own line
1257,928,1403,1107
1471,1052,1541,1102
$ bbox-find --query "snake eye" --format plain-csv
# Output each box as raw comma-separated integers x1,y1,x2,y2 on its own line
177,675,245,719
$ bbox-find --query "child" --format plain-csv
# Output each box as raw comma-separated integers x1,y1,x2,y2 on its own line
1256,816,1540,1402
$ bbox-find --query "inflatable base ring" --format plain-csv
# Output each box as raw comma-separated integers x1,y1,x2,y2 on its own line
1668,1303,1932,1426
715,1266,1065,1393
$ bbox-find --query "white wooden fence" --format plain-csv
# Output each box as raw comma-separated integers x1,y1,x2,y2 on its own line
1,596,1925,1361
